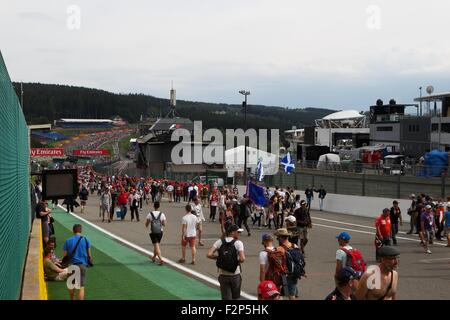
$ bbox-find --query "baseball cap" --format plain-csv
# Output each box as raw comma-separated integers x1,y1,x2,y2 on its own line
336,267,362,283
227,225,243,233
300,200,307,205
262,234,273,242
425,204,432,209
378,246,400,257
336,232,351,241
284,215,296,224
258,280,280,299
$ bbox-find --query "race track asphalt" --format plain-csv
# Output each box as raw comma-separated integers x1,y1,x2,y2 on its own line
60,193,450,300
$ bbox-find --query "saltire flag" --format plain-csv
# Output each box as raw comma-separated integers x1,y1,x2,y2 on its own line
281,152,295,174
246,181,267,206
257,158,264,182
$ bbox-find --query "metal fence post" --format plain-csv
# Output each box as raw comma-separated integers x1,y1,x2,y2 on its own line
294,172,298,190
442,176,446,199
334,173,338,193
362,173,366,196
397,174,401,199
280,172,283,188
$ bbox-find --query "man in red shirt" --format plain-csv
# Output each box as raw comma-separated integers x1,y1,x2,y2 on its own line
375,208,392,261
118,188,129,220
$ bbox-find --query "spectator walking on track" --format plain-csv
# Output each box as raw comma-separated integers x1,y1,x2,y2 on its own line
294,200,311,255
207,224,245,300
314,185,326,211
145,201,166,265
79,185,89,214
129,189,140,222
375,208,392,261
259,233,276,282
118,188,129,220
406,194,417,234
325,267,360,300
356,246,399,300
335,232,366,282
100,187,112,222
444,204,450,247
62,224,93,300
390,201,402,245
421,204,436,254
192,197,206,246
179,204,198,265
305,186,314,208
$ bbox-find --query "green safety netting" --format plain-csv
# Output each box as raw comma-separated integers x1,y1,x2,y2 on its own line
0,51,31,299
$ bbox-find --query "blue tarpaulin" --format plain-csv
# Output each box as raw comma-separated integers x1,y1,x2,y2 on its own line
420,150,448,177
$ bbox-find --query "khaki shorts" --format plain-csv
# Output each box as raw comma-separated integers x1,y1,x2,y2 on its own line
196,221,203,231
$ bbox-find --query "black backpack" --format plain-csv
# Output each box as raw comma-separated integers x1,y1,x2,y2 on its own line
285,246,306,279
216,239,239,273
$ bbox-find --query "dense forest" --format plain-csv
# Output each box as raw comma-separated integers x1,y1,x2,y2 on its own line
14,82,335,132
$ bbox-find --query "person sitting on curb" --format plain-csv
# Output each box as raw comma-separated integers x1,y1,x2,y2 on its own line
44,247,70,281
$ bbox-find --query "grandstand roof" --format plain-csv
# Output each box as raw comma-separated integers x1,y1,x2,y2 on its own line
58,119,113,123
322,110,364,121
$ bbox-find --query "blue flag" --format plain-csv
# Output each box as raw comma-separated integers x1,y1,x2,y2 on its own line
281,152,295,174
247,181,267,207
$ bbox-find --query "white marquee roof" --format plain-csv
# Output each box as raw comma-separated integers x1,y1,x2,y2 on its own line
322,110,364,121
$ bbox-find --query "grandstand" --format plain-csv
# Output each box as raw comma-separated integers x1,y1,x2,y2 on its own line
54,118,114,129
31,130,66,141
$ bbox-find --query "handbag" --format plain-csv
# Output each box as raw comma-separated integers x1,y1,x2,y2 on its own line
60,236,84,269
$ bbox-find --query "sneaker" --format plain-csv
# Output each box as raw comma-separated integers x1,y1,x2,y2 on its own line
426,249,432,254
199,242,205,246
178,258,186,263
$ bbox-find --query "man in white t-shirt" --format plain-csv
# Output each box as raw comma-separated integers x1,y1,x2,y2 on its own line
207,224,245,300
179,204,199,265
193,197,206,246
259,234,275,282
166,184,174,202
145,201,166,265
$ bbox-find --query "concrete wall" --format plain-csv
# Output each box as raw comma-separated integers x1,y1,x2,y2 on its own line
236,185,411,219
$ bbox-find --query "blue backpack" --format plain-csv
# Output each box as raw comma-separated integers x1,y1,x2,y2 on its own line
284,246,306,279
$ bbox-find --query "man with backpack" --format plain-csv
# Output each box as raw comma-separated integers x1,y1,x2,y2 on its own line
294,200,311,254
207,224,245,300
145,201,166,265
79,185,89,214
259,234,276,282
335,232,366,281
273,228,306,300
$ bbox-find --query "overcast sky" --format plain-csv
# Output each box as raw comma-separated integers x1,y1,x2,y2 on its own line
1,0,450,111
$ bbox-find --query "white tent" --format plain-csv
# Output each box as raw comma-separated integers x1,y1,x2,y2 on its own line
317,153,341,170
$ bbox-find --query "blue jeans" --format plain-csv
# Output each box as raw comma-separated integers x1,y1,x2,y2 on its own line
120,204,127,219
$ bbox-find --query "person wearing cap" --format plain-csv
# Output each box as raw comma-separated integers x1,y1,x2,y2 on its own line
355,246,399,300
258,280,281,300
335,232,354,276
406,194,417,234
325,267,360,300
390,201,402,245
285,215,299,245
207,224,245,300
375,208,392,261
420,204,436,254
274,228,300,300
259,234,275,282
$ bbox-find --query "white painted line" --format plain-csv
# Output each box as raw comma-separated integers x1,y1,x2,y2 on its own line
312,216,410,235
57,205,257,300
419,257,450,264
313,222,448,247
